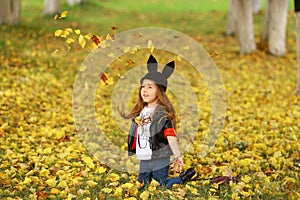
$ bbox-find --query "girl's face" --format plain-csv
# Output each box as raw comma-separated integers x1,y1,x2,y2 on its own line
141,79,158,107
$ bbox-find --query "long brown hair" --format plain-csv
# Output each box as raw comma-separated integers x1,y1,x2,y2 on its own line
118,83,177,130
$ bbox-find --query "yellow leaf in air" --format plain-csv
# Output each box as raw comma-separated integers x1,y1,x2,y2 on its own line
65,28,73,33
123,46,131,53
88,42,98,51
66,38,74,44
147,40,154,53
107,52,115,58
54,29,63,37
61,10,68,18
79,34,86,48
75,29,81,35
106,77,114,85
183,45,190,50
84,33,93,40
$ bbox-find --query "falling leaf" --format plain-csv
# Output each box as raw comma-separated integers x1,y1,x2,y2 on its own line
79,34,86,48
66,38,74,44
100,72,108,83
147,40,154,53
54,30,63,37
61,10,68,18
107,52,115,58
210,50,219,57
183,45,190,50
92,35,101,45
75,29,81,35
123,46,131,53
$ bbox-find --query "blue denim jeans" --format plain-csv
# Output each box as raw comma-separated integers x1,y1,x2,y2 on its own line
138,157,183,188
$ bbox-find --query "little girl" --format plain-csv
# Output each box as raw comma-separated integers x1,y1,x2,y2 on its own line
119,55,195,188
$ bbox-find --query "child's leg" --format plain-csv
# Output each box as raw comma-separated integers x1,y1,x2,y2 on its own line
138,160,152,185
152,165,182,188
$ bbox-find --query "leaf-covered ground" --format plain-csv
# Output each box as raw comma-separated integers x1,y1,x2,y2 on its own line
1,2,300,199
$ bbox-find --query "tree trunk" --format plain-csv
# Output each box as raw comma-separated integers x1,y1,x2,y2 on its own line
67,0,85,6
252,0,262,14
295,12,300,94
265,0,288,56
226,0,238,36
0,0,21,25
264,0,270,40
43,0,60,16
236,0,256,54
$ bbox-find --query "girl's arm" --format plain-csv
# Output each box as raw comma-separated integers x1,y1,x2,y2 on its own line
167,136,184,172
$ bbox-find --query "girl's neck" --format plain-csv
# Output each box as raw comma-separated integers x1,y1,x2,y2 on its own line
146,103,158,108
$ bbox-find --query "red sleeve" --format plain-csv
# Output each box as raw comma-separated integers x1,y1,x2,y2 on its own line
131,128,137,150
164,128,176,138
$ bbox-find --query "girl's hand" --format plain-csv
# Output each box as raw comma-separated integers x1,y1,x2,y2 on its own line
171,156,184,172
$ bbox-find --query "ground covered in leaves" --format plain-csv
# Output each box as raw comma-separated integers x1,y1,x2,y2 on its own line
1,4,300,200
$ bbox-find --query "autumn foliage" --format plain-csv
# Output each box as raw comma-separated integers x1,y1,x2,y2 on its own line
0,8,299,200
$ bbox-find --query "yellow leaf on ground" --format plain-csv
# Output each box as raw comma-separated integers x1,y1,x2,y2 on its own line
96,166,107,174
23,177,32,184
50,188,60,194
101,188,112,194
86,180,98,187
46,178,57,187
140,191,149,200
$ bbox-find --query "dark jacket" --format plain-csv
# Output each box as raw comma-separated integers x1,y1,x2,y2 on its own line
127,106,174,159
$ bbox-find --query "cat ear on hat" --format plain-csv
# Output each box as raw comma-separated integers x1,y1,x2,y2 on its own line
147,55,158,72
162,60,175,79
